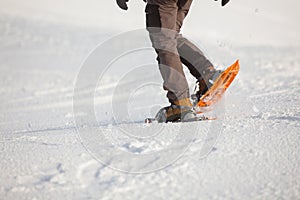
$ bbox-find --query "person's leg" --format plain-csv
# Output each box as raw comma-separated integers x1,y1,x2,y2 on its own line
176,0,216,85
176,0,217,99
176,0,192,33
145,0,190,104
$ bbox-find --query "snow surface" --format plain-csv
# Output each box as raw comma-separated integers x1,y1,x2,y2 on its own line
1,0,300,199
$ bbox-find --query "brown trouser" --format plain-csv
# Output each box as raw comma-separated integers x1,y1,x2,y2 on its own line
146,0,213,103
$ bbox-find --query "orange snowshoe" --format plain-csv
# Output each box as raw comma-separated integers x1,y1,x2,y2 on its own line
196,60,240,109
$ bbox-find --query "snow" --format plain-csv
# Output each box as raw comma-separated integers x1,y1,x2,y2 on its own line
1,0,300,199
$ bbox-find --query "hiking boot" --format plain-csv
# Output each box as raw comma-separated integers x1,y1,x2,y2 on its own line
191,68,223,105
155,98,196,123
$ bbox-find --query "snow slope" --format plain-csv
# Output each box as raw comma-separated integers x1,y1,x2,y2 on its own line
1,1,300,199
